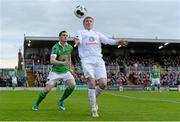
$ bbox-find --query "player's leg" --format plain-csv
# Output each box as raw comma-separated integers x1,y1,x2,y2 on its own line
97,78,107,96
151,79,156,91
12,83,16,90
95,59,107,97
87,77,99,117
156,78,161,92
32,84,54,111
58,72,76,110
82,61,98,117
88,59,107,117
32,72,58,111
12,77,17,90
157,84,160,91
119,85,123,91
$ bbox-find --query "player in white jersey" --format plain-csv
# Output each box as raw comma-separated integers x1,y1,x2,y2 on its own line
74,16,128,117
12,67,18,90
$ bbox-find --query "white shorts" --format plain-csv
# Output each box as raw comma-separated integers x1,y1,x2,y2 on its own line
46,71,75,86
81,57,107,80
151,78,160,85
12,77,17,84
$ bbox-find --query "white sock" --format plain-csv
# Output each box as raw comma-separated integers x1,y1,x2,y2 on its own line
95,86,103,97
88,89,96,109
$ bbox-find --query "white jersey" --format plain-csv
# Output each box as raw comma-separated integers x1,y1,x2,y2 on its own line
12,76,17,84
75,29,117,59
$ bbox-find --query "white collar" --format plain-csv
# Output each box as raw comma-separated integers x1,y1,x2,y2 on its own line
58,42,68,47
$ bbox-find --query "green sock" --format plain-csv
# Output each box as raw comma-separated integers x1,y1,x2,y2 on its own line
157,84,160,91
12,83,17,90
12,85,15,90
60,87,74,102
35,91,47,106
151,85,155,91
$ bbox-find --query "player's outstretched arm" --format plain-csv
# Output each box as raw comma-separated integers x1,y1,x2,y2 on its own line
73,36,80,47
117,40,128,48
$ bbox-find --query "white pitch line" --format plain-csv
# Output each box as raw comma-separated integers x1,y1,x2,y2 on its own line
104,92,180,104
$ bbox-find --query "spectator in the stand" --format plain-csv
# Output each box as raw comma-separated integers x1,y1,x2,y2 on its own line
21,75,28,87
75,76,81,85
143,73,151,91
34,71,40,87
177,74,180,85
117,78,123,91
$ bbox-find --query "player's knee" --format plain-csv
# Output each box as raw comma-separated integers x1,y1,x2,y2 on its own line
44,89,50,94
70,83,76,89
45,84,54,92
99,83,107,90
88,82,96,89
99,78,107,90
68,80,76,89
87,77,96,89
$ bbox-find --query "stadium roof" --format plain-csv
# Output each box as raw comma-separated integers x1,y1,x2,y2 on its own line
24,35,180,43
23,35,180,55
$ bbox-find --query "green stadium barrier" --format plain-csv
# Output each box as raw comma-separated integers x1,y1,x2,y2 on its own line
75,84,88,90
56,84,88,91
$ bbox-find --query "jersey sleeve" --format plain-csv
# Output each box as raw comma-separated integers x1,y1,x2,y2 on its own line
98,32,117,45
51,45,57,57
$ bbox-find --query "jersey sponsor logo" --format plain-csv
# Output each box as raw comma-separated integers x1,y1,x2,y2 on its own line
85,36,98,45
85,42,98,45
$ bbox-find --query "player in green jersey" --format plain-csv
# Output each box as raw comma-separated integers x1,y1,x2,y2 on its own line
150,64,161,92
32,31,76,111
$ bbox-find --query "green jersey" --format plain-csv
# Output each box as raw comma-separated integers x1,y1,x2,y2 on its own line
12,69,17,77
51,42,73,74
151,69,160,79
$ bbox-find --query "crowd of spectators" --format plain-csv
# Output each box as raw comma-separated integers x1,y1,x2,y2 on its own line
1,54,180,87
33,71,48,87
27,53,50,65
0,75,28,87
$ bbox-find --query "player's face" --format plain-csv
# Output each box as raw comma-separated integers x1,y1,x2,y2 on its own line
60,32,68,42
84,18,93,30
153,65,158,70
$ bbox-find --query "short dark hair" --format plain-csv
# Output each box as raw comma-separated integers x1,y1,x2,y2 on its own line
59,30,67,37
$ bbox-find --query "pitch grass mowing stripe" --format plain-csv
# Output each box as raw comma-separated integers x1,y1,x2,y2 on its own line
0,90,180,121
104,91,180,104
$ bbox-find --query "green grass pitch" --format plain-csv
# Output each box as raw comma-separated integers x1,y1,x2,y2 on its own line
0,90,180,121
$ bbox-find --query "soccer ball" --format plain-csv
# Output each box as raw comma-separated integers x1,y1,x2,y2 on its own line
74,5,87,19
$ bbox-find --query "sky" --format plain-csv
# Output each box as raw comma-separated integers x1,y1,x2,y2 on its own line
0,0,180,68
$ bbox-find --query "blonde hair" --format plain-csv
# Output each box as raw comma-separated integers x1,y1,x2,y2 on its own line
83,16,94,24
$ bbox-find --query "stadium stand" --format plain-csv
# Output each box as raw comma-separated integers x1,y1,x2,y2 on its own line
2,35,180,90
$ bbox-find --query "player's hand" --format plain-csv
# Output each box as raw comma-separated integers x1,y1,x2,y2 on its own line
117,40,128,48
73,36,80,47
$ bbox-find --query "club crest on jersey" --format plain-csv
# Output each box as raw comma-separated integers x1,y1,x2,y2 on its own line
89,37,95,42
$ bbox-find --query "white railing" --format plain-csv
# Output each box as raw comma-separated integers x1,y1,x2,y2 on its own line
126,66,180,74
32,64,180,75
33,65,51,74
